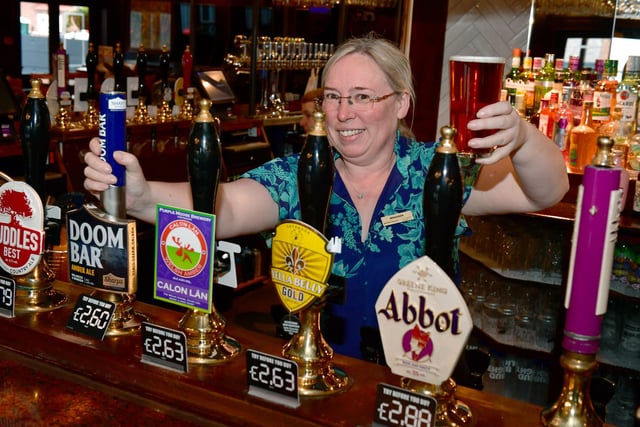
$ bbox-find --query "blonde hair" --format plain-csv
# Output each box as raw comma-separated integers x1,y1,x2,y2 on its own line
321,34,415,138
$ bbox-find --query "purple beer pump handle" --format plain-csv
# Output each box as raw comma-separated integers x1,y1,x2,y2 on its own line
563,165,622,354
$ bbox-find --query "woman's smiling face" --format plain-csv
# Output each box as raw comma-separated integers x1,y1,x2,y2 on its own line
322,53,409,165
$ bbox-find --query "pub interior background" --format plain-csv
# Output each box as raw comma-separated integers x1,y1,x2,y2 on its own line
0,0,639,425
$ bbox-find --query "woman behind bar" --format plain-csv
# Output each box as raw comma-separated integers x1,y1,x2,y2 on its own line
84,34,569,362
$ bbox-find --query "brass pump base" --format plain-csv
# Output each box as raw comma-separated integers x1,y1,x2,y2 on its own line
178,308,240,364
13,259,67,314
401,377,472,426
283,306,351,397
541,351,603,427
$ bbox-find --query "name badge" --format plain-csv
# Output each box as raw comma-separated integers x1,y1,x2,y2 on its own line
381,211,414,227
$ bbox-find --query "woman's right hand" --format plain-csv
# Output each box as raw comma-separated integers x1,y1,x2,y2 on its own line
83,137,152,217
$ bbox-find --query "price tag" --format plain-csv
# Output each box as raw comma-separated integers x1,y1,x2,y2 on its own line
0,276,15,318
140,322,188,373
246,349,299,409
66,294,116,340
373,383,437,427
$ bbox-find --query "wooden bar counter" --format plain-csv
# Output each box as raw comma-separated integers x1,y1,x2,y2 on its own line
0,280,549,426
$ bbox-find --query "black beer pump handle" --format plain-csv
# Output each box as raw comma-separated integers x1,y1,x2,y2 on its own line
136,45,148,100
423,126,463,281
20,78,51,204
188,98,223,214
113,42,125,93
160,44,170,91
297,111,334,236
86,42,97,99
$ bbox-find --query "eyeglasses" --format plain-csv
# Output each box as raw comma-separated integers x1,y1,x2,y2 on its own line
321,91,399,111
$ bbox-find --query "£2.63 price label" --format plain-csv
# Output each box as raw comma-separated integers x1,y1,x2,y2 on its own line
140,321,188,373
246,349,299,408
66,294,116,340
373,383,437,427
0,276,15,318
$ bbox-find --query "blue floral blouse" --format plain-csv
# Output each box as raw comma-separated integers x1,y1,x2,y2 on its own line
242,135,472,360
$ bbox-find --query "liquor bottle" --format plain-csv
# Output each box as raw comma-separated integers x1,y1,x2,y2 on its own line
564,55,581,90
55,42,68,100
554,90,574,159
569,70,593,126
599,107,631,169
20,78,51,203
568,100,597,173
423,126,463,281
538,90,559,139
113,42,125,93
553,57,565,93
630,133,640,172
530,98,548,128
504,48,522,107
617,56,640,135
592,59,619,129
534,53,555,113
594,59,605,82
517,55,535,119
298,111,334,236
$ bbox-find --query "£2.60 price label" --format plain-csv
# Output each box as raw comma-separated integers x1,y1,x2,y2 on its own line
141,321,188,373
373,383,437,427
246,349,299,408
66,294,116,340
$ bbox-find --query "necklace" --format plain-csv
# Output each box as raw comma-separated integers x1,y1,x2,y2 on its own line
341,154,396,201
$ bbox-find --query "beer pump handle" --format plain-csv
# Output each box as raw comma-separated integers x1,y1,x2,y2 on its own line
86,42,97,100
188,98,222,214
563,136,623,354
160,44,170,93
20,79,51,204
297,110,334,236
423,126,463,281
182,45,193,90
113,42,125,92
136,45,148,101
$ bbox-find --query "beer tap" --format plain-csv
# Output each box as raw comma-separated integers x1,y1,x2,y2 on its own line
11,78,67,312
177,98,240,364
400,126,472,426
156,44,172,123
113,42,126,93
275,110,350,396
53,42,72,129
82,42,99,129
177,45,194,121
542,136,623,426
132,45,151,124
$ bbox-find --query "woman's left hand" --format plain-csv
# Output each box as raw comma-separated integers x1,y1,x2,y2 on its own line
466,101,530,164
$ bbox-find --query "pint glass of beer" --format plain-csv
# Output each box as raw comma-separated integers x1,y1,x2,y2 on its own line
449,56,505,156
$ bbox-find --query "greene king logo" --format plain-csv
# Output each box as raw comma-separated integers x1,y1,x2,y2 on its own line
159,219,208,278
